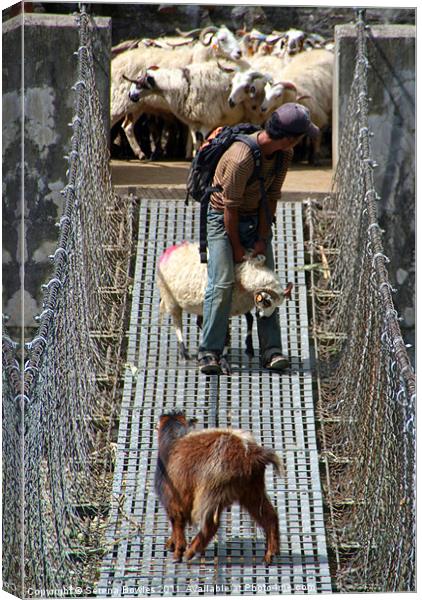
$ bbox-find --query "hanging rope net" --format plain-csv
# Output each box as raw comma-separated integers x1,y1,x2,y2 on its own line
2,6,132,595
307,10,415,592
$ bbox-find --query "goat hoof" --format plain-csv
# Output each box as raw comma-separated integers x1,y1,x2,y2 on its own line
264,550,277,565
184,547,197,561
173,547,185,562
165,538,175,551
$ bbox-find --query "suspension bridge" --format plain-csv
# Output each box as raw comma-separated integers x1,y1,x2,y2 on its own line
2,8,415,599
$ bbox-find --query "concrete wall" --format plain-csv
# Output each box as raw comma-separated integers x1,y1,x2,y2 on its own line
2,12,111,332
333,24,415,358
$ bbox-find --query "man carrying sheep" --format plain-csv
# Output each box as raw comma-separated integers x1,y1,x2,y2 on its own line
198,102,319,375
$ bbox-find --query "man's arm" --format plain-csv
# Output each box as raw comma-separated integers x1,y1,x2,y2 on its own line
224,206,247,263
254,150,294,255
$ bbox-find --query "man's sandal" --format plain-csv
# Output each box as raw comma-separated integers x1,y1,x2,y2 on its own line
198,354,222,375
265,354,290,371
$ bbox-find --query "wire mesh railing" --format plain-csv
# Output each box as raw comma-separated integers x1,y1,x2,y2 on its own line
2,6,132,596
307,10,415,592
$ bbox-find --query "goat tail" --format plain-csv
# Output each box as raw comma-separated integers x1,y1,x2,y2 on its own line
192,485,222,529
262,448,285,477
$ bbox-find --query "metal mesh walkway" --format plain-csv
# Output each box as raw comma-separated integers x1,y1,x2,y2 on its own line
97,191,331,596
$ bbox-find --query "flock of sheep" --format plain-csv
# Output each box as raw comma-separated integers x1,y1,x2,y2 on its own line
110,24,334,163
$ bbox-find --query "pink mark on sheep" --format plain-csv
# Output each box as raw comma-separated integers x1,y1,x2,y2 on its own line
159,241,189,266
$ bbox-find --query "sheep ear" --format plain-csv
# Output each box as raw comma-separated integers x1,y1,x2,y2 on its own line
283,282,294,300
217,60,237,73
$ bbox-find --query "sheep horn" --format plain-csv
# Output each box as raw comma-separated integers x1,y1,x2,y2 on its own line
165,39,193,47
175,27,203,39
199,26,219,46
272,80,297,91
111,38,143,57
265,34,283,44
248,71,267,81
284,282,294,300
122,74,142,84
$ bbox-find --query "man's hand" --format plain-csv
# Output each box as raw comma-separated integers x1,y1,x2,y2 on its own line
233,245,247,263
252,239,267,257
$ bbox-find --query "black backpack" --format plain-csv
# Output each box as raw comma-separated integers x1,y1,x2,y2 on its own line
185,123,277,263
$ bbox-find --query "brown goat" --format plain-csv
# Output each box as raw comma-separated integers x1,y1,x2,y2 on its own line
155,410,283,564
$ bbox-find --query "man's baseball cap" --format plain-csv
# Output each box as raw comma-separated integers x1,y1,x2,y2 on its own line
272,102,320,139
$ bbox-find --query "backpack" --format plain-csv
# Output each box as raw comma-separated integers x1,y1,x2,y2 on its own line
185,123,277,263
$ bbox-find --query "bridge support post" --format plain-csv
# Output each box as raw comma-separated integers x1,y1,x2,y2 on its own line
2,11,111,333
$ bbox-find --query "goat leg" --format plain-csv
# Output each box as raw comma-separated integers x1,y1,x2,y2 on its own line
169,517,187,562
241,492,280,564
165,537,175,552
185,513,221,560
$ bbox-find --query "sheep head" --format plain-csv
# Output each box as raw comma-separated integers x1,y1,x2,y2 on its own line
254,290,280,318
261,80,297,114
200,25,242,61
228,70,273,109
240,252,293,317
275,29,306,57
126,66,160,102
254,282,293,318
156,410,198,439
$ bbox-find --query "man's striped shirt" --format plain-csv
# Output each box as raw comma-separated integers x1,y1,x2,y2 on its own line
209,132,293,214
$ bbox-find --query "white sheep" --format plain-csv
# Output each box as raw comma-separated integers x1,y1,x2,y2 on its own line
127,63,248,151
111,25,243,159
157,241,293,364
261,48,333,163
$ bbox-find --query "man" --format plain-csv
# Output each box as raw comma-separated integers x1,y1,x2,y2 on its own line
198,102,320,375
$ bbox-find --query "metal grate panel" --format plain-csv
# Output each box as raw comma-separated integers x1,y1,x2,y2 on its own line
97,196,331,596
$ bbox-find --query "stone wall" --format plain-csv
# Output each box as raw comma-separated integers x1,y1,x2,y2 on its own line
2,4,415,46
2,13,111,332
333,24,415,359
